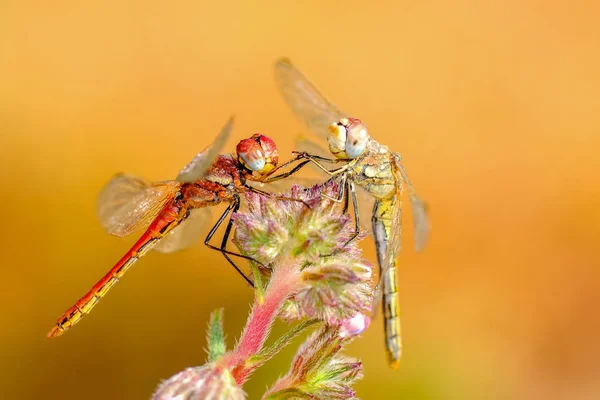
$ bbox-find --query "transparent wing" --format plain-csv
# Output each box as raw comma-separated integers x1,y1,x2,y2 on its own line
296,133,333,159
154,208,212,253
176,116,235,182
398,162,430,252
371,160,430,312
384,179,403,282
97,174,181,237
274,58,348,140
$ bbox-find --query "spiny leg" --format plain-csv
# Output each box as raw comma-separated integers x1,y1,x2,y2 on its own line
218,198,258,286
264,156,345,208
320,180,361,257
204,197,266,287
278,151,350,202
245,185,312,209
319,173,346,203
292,151,346,165
341,175,350,214
291,153,363,253
343,180,361,248
266,152,350,204
264,158,311,183
293,152,349,177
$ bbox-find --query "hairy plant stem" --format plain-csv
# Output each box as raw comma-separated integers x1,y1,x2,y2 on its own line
221,260,302,385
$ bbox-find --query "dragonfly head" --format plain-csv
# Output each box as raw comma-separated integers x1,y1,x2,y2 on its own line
328,118,370,159
236,134,279,175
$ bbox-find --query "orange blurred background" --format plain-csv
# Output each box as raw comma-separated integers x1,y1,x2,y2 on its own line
1,1,599,399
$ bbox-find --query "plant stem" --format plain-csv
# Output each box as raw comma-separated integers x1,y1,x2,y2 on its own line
222,260,301,384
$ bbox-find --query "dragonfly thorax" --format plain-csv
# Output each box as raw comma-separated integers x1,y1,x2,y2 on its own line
328,118,370,159
348,140,398,200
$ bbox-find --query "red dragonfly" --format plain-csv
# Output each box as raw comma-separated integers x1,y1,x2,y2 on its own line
48,117,308,338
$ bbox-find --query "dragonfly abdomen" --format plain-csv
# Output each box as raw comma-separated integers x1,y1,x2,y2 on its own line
47,203,184,338
372,197,403,369
382,262,402,369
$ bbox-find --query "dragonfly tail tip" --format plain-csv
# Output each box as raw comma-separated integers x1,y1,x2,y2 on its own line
46,326,64,339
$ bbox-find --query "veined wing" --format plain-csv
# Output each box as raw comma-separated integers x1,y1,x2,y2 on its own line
398,160,430,252
97,174,182,237
296,133,332,159
275,58,348,140
154,207,212,253
176,116,235,182
371,158,430,310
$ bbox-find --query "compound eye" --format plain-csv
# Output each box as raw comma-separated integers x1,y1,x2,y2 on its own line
256,134,279,174
236,136,267,172
327,122,348,158
345,121,369,158
256,135,279,166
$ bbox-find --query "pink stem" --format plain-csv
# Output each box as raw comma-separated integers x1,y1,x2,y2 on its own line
223,262,301,384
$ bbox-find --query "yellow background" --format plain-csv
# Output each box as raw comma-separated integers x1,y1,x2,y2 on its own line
1,1,599,399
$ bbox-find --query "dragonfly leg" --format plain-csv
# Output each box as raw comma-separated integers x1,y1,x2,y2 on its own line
263,153,349,205
263,159,311,183
320,180,361,257
292,151,345,164
293,152,349,176
204,197,266,287
319,174,347,203
245,185,311,209
263,157,347,208
342,180,361,246
341,175,350,214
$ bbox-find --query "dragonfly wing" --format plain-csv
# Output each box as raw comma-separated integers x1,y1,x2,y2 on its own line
354,185,376,235
398,162,430,252
97,174,181,237
275,58,348,140
371,159,429,312
176,116,235,182
154,207,212,253
296,133,332,159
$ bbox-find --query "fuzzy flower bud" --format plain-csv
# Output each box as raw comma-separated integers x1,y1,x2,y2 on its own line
263,326,363,400
234,182,374,325
232,193,292,264
152,182,373,400
233,182,361,266
280,258,373,325
152,364,245,400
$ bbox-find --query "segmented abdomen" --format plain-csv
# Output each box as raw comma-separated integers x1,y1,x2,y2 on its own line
47,202,184,338
372,197,402,369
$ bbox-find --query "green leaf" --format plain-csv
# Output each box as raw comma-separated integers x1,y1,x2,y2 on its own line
206,309,226,362
263,387,312,400
247,319,321,369
252,263,265,303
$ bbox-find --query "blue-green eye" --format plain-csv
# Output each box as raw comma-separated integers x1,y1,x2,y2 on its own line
345,121,369,158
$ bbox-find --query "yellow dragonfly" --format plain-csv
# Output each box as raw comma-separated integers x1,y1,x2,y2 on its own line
274,58,430,369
